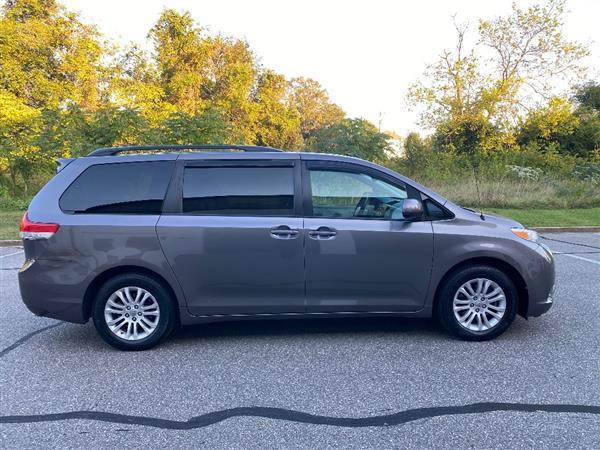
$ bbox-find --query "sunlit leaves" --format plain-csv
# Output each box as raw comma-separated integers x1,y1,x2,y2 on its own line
408,0,589,154
308,118,390,162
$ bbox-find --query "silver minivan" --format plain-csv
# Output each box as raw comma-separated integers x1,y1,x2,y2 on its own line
18,145,555,350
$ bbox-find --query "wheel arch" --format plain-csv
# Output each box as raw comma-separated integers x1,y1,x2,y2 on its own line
83,265,181,323
432,257,529,318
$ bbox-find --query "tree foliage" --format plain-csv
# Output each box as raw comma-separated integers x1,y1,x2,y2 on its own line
308,118,390,162
0,1,354,195
290,77,345,140
408,0,589,154
0,0,107,110
518,88,600,157
0,0,108,193
574,82,600,113
0,0,597,198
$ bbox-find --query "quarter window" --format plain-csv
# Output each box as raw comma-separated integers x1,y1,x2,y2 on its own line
183,166,295,216
309,169,407,220
60,161,174,214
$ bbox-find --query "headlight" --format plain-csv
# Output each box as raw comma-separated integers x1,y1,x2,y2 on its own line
511,228,539,243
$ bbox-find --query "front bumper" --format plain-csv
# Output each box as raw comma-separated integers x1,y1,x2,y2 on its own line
525,243,555,317
528,296,553,317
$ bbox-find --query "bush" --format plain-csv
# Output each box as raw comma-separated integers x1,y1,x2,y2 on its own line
388,142,600,209
0,186,30,210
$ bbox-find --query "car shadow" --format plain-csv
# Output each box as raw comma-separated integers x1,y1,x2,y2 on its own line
169,316,444,344
24,314,543,353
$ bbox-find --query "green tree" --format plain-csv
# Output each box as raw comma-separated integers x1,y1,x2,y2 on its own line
161,110,230,145
0,90,41,194
568,83,600,156
518,91,600,158
308,118,390,161
148,11,257,142
574,82,600,113
203,35,257,143
0,0,107,110
112,45,174,124
253,70,303,149
0,0,109,191
518,97,579,151
290,77,345,140
408,0,588,153
404,132,432,174
148,9,208,114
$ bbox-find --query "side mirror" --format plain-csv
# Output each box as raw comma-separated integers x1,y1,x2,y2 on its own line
402,198,424,220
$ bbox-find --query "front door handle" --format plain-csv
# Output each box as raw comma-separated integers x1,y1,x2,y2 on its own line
308,226,337,240
270,225,300,239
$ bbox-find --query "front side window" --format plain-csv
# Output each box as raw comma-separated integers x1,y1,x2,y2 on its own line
309,168,407,220
183,166,295,216
60,161,174,214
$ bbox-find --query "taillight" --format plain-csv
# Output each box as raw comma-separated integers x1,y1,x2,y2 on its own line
19,213,60,240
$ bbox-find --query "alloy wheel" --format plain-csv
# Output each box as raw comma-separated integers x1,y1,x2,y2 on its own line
103,286,161,341
453,278,506,332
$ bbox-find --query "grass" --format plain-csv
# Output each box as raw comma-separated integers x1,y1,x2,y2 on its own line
427,178,600,209
0,210,23,240
1,206,599,241
487,207,600,228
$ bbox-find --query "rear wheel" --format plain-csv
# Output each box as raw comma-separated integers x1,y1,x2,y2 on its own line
92,273,176,351
436,266,518,341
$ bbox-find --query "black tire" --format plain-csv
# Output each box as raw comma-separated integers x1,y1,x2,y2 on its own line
92,273,176,351
436,265,518,341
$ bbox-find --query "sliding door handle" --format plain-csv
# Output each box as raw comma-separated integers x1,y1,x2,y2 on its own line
308,227,337,240
270,226,300,239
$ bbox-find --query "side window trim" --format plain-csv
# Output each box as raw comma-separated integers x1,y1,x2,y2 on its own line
420,193,455,221
169,160,302,217
162,160,184,214
301,161,419,221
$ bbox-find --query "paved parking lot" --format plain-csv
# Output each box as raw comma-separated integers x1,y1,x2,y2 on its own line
1,233,599,448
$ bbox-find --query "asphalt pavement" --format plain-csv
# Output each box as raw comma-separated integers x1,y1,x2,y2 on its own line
1,233,599,448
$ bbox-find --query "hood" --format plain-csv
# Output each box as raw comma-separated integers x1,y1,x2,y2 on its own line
484,212,523,228
461,207,523,229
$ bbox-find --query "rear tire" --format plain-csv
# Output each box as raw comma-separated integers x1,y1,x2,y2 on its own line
92,273,176,351
436,265,518,341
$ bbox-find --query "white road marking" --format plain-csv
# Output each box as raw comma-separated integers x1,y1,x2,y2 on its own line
560,253,600,266
0,250,23,259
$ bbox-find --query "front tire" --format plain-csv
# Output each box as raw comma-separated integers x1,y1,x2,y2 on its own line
436,266,518,341
92,273,176,351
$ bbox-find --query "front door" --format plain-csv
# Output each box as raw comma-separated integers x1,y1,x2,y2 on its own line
157,160,305,316
303,161,434,312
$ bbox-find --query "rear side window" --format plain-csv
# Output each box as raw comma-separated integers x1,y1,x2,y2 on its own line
183,166,294,216
60,161,174,214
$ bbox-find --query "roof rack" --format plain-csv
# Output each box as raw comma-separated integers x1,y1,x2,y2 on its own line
87,145,283,157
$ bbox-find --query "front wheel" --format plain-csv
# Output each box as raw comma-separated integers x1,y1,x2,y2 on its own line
436,266,518,341
92,273,176,351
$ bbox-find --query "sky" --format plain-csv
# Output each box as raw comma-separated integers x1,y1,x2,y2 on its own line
62,0,600,135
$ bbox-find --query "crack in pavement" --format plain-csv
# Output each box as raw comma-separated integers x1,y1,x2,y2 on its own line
0,323,63,358
1,403,598,430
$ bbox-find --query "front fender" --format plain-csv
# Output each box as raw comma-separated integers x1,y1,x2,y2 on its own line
427,219,553,314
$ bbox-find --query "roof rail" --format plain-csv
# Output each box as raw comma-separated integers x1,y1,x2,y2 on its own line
87,145,283,157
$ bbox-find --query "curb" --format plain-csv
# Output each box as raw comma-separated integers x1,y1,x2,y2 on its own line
0,240,21,247
532,226,600,233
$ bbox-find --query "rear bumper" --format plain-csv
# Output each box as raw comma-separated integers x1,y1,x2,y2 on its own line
18,259,87,324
